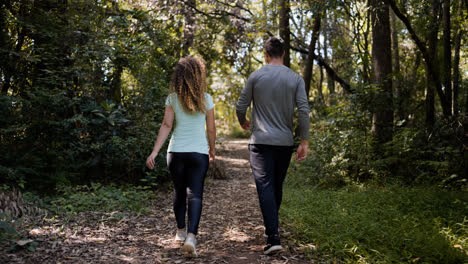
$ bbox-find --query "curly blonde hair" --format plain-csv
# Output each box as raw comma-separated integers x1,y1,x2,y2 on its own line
170,56,207,113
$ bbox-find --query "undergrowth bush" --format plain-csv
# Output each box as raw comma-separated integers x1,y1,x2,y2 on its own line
390,117,466,187
281,182,468,263
0,213,18,245
302,99,467,188
48,183,156,215
298,100,375,188
0,94,169,192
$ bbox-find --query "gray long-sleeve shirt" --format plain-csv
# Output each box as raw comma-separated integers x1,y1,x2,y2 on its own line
236,64,310,146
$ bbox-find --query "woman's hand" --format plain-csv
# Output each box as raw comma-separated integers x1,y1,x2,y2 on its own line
209,148,215,163
147,105,174,170
146,152,158,169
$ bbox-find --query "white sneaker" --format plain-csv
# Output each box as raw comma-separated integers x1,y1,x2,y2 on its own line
182,233,198,257
175,229,187,242
264,244,283,255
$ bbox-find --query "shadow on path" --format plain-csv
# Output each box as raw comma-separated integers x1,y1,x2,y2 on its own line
2,138,311,264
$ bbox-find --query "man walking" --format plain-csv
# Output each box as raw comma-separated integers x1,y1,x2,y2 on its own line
236,36,310,254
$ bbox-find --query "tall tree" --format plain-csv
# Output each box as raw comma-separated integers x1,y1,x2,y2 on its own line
371,0,393,143
279,0,291,67
316,37,325,103
0,2,11,94
426,0,440,127
183,0,196,56
443,0,452,115
303,11,322,97
385,0,451,122
110,57,126,103
391,10,403,120
323,15,335,100
453,0,464,116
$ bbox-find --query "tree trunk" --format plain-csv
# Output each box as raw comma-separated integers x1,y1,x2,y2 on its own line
317,40,325,103
426,0,440,127
391,10,404,120
318,65,324,103
452,0,463,116
262,0,268,41
364,0,372,84
279,0,290,67
30,0,53,89
110,57,124,104
183,0,196,56
385,0,451,119
443,0,452,115
304,12,322,97
323,21,336,103
371,0,393,143
0,4,11,94
452,29,461,116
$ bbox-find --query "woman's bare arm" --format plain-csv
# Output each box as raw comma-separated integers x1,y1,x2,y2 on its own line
146,105,174,169
206,108,216,162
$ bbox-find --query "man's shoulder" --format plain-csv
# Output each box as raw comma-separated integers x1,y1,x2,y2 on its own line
248,67,264,78
286,67,302,80
278,66,304,84
250,65,304,83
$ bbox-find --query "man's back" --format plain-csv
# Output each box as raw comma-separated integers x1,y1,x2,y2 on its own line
236,64,309,146
235,36,310,255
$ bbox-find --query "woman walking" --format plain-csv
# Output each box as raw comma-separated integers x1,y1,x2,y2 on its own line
146,56,216,258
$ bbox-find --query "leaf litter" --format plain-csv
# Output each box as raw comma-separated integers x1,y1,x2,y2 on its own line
1,138,312,263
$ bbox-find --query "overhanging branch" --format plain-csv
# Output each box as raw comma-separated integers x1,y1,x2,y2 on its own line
182,0,353,94
384,0,449,116
291,46,353,93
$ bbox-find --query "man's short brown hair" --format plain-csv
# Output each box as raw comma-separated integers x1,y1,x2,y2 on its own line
264,36,285,58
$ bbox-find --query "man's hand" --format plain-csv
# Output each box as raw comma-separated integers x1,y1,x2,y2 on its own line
241,120,251,130
296,140,308,162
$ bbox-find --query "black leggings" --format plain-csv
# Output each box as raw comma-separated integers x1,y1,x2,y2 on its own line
167,152,209,235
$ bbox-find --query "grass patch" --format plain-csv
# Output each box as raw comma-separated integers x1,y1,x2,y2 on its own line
281,174,468,263
44,183,157,215
228,125,251,138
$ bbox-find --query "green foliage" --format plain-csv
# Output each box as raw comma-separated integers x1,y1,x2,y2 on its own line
296,96,376,188
8,239,40,253
0,212,37,253
281,182,468,263
386,118,466,187
49,183,156,215
0,213,18,244
228,125,251,139
301,93,467,188
0,1,177,192
1,0,466,196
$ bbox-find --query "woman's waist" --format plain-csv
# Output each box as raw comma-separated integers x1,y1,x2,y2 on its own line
172,130,207,139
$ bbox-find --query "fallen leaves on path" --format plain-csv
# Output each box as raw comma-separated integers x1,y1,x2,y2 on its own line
1,138,311,263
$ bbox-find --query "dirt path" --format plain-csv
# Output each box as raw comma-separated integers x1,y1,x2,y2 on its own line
3,138,311,263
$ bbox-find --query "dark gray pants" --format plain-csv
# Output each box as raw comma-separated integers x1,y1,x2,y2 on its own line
249,144,294,238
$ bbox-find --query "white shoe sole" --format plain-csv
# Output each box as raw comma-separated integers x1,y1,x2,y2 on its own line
182,243,198,257
264,245,283,255
175,233,186,242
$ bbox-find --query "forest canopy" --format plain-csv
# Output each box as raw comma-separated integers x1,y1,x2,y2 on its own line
1,0,467,191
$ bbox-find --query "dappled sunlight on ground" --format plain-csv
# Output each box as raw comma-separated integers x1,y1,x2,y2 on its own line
223,226,255,242
3,138,310,264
